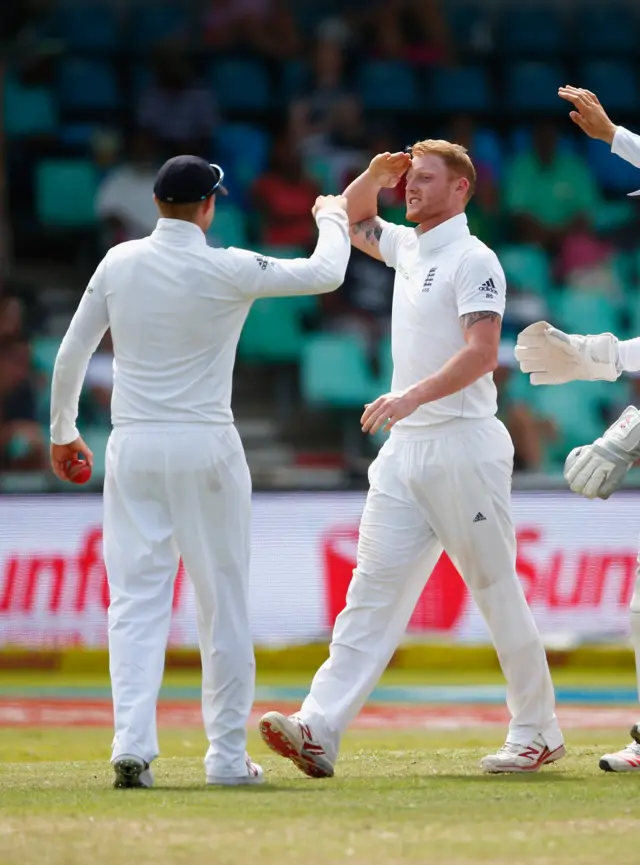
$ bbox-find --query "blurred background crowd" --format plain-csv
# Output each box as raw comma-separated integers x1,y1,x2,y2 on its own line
2,0,640,490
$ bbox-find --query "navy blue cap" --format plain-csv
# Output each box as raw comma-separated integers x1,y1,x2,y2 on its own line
154,156,227,204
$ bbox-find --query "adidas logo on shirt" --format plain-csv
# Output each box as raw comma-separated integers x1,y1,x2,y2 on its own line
473,512,486,523
476,277,497,299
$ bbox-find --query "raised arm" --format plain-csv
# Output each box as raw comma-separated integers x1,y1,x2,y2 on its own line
343,152,411,260
558,85,640,169
228,196,351,299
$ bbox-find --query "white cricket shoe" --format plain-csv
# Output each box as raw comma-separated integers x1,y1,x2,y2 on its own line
481,735,566,774
599,725,640,772
207,752,264,786
112,754,154,788
258,711,334,779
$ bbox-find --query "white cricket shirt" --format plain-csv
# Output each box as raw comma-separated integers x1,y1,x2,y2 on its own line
379,212,506,434
50,209,350,445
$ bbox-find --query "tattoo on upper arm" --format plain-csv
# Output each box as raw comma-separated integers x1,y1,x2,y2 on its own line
460,311,501,329
350,217,383,246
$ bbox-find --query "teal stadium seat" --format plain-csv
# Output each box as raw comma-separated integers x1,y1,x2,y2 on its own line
207,204,248,248
378,334,394,391
498,245,552,296
301,334,378,408
530,381,607,456
36,159,99,227
32,337,61,424
553,290,621,335
238,298,305,363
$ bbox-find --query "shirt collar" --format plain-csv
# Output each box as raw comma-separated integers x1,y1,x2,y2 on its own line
152,218,207,246
417,213,470,253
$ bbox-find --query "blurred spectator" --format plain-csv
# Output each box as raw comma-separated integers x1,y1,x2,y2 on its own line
557,219,621,297
291,32,368,193
251,133,319,250
0,339,47,473
504,122,599,250
494,343,556,472
204,0,300,58
0,296,25,346
96,130,161,247
367,0,454,65
137,49,217,156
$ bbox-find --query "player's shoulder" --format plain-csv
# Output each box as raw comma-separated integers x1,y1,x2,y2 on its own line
457,236,503,272
103,237,152,265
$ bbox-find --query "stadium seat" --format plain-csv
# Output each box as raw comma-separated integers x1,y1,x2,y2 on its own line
129,2,190,50
58,58,119,111
59,123,101,147
207,204,248,248
4,73,58,137
55,1,119,51
359,61,420,111
579,61,639,112
498,245,552,296
211,59,271,111
508,126,576,155
281,60,307,102
532,381,608,454
36,159,99,227
553,290,622,335
430,66,491,112
471,128,504,179
378,335,394,391
32,337,61,380
301,334,378,408
584,137,640,193
577,5,637,53
238,298,305,363
505,63,565,111
500,6,563,55
448,3,491,52
216,123,269,191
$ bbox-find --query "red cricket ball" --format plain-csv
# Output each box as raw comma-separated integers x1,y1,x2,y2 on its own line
68,459,92,485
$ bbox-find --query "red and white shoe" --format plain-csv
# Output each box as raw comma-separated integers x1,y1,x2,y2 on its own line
258,712,334,779
207,752,264,786
481,735,566,774
600,726,640,772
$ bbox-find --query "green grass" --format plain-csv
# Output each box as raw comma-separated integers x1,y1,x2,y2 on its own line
1,727,639,865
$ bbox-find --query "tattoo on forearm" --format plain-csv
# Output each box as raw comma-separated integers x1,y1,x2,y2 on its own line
460,311,501,329
350,218,382,246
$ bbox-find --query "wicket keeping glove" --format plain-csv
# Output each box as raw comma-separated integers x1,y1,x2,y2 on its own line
564,406,640,500
515,321,619,385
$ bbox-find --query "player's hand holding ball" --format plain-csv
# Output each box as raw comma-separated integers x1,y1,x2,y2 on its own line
50,435,94,484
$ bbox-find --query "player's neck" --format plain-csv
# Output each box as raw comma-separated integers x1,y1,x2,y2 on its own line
417,208,465,236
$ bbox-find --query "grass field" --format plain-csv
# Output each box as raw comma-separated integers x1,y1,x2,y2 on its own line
2,668,640,865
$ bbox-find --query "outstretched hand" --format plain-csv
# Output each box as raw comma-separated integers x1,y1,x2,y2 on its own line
558,86,617,144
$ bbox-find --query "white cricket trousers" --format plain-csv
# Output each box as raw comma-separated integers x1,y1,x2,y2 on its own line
103,422,254,778
299,416,562,762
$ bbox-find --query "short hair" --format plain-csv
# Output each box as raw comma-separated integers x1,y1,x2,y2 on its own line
156,200,208,221
408,139,477,201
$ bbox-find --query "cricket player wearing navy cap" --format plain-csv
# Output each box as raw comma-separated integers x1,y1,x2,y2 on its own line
516,87,640,773
49,155,351,788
